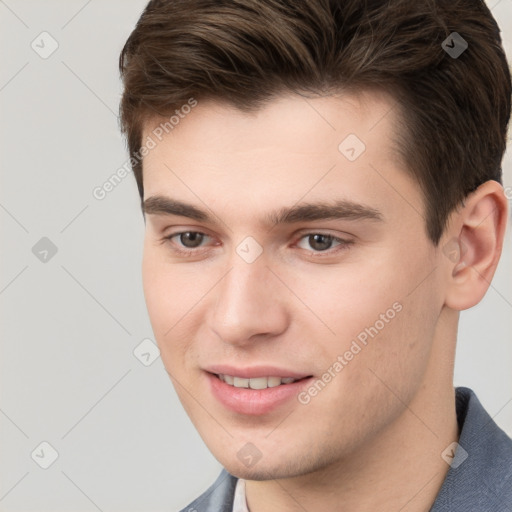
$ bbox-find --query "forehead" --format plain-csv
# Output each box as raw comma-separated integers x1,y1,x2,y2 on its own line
140,91,421,227
143,90,401,160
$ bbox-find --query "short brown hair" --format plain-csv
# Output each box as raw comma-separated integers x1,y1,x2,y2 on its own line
119,0,511,243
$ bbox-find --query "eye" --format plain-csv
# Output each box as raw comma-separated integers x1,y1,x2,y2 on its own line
296,233,345,252
167,231,210,249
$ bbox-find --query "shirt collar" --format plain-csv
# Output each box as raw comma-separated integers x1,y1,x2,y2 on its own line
232,477,249,512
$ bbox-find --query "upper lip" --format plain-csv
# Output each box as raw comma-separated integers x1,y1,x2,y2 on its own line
205,364,312,379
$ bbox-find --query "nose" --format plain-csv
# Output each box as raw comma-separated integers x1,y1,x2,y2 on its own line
208,257,289,346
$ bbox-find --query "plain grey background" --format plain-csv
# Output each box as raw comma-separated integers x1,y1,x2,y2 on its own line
0,1,511,510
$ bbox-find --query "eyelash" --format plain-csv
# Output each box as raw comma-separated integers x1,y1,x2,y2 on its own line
161,231,353,258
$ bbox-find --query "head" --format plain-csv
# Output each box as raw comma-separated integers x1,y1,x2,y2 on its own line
119,0,510,479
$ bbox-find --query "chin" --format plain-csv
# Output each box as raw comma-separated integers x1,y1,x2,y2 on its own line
220,452,327,482
230,467,276,481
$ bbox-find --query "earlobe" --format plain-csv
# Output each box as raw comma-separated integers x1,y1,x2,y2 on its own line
444,180,508,311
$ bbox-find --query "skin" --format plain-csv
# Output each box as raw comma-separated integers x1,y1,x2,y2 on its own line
140,91,508,511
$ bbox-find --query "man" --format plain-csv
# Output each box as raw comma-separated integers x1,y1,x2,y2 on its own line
118,0,512,510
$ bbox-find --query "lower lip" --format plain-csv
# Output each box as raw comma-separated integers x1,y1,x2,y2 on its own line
206,372,313,415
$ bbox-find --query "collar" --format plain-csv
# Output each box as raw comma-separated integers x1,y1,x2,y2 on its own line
232,478,249,512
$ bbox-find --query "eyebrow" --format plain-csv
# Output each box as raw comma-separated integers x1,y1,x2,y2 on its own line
142,195,384,226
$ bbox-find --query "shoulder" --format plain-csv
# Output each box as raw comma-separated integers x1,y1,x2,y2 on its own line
431,387,512,510
179,469,238,512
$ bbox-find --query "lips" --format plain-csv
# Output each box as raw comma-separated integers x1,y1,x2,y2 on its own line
204,365,313,415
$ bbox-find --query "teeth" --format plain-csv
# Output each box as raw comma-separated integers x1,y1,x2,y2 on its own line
249,377,268,390
218,374,300,389
233,377,249,388
267,376,282,388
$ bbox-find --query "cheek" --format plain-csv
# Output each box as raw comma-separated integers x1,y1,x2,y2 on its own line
141,246,193,364
366,287,439,405
291,272,440,451
295,249,440,390
141,244,221,373
283,256,404,344
142,246,172,335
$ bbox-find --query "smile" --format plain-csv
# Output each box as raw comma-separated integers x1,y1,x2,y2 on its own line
217,374,301,389
207,371,313,415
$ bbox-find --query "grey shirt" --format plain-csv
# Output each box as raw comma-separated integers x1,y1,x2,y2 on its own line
180,387,512,511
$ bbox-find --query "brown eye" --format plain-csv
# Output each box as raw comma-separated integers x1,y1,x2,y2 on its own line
179,232,205,248
296,233,351,255
307,234,335,251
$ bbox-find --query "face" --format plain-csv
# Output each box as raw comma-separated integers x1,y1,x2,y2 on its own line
141,92,448,480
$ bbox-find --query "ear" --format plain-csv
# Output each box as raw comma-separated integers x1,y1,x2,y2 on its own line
443,180,509,311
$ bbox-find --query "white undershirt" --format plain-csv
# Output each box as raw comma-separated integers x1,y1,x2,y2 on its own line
232,478,249,512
